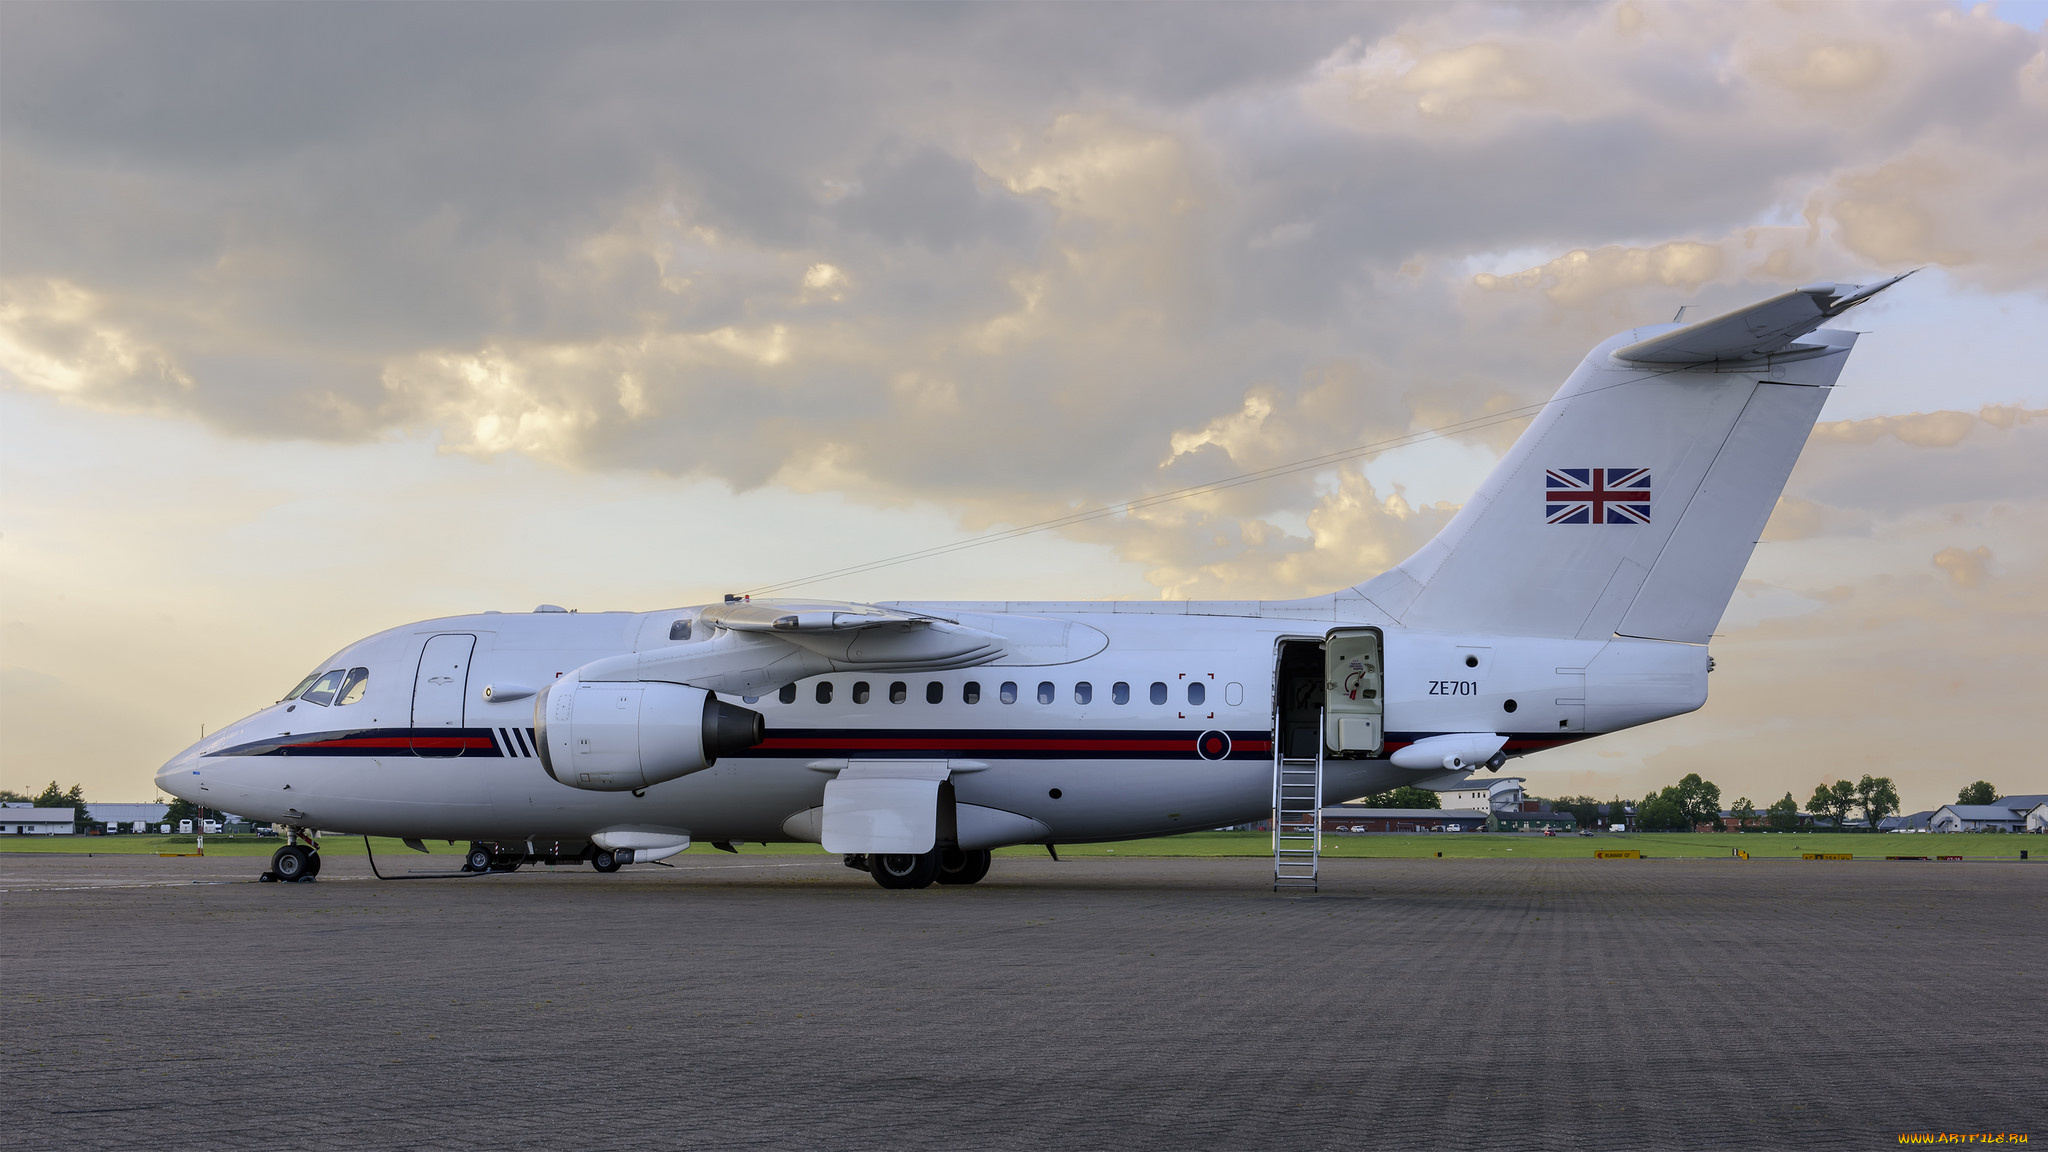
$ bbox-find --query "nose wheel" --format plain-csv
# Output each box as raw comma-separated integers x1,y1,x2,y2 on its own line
263,844,320,882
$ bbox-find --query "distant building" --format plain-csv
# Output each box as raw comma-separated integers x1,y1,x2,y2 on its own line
1491,810,1577,833
1929,804,2027,833
5,807,77,835
1427,777,1525,812
1879,811,1934,832
1924,795,2048,833
88,803,170,829
1322,806,1491,833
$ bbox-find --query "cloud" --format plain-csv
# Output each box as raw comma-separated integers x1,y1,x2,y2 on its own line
836,145,1045,252
1932,545,1993,588
1472,241,1724,307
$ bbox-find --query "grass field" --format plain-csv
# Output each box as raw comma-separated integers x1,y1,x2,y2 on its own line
5,830,2037,860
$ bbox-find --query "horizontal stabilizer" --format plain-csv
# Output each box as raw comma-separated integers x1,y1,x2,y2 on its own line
1613,272,1910,366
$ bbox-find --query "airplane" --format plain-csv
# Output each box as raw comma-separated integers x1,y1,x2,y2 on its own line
155,275,1908,888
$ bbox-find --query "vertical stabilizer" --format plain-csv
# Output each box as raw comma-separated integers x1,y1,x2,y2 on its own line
1356,279,1902,642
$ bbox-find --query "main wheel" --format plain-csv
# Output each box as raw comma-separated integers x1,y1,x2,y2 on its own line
869,850,939,890
935,847,992,886
305,851,322,877
591,849,621,873
465,846,493,872
271,845,313,882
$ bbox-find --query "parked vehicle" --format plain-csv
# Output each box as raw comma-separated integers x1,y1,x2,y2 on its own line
178,819,193,834
159,824,172,834
201,820,222,834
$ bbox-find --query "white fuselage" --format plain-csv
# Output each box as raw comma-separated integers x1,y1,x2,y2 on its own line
156,600,1705,847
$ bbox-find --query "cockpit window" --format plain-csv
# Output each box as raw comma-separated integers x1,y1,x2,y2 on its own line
282,672,321,702
299,668,348,707
335,668,370,706
669,619,692,641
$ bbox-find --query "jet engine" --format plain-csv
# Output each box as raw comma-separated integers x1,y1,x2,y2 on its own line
536,677,764,792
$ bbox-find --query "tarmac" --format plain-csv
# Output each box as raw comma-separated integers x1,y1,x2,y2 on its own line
3,851,2043,1151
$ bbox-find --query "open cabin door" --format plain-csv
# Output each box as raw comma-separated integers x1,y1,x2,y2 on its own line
1324,628,1384,756
1274,640,1325,761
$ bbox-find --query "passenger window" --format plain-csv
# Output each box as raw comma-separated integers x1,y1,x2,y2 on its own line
852,682,871,705
282,671,321,703
1074,682,1092,705
963,681,981,705
1150,681,1168,705
668,619,691,641
299,669,347,708
1036,681,1055,705
1188,681,1206,705
1112,681,1130,705
890,681,908,704
816,681,833,705
778,683,797,704
1000,681,1018,704
335,668,370,706
927,681,944,704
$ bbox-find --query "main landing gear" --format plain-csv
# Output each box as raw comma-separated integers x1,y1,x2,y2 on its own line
849,848,993,890
936,847,992,886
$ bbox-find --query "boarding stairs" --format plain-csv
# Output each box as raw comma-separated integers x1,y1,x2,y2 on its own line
1272,710,1324,892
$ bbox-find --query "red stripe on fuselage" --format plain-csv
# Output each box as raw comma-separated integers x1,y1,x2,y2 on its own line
756,735,1271,754
284,735,492,751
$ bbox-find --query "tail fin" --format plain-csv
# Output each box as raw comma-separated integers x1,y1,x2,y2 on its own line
1357,277,1907,642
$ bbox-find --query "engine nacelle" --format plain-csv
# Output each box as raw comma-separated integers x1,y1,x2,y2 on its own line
536,676,764,792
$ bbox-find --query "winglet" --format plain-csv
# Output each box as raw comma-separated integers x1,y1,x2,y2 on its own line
1613,271,1914,366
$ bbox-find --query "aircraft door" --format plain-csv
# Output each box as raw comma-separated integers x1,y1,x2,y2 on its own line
1324,629,1384,755
1274,641,1325,761
411,634,476,757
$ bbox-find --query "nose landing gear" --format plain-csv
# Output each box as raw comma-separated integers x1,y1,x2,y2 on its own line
262,839,321,883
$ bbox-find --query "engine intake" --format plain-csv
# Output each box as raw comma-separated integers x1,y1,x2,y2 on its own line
536,677,764,792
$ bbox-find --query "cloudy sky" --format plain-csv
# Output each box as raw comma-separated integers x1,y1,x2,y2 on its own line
3,2,2043,813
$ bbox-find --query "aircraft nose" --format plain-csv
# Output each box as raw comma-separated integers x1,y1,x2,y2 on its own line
156,743,205,801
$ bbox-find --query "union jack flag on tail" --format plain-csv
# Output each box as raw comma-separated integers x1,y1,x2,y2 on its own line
1545,468,1652,524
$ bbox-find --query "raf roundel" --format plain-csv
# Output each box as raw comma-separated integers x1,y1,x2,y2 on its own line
1196,730,1232,761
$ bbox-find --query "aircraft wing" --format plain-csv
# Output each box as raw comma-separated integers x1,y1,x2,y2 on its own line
1613,272,1911,366
697,598,939,633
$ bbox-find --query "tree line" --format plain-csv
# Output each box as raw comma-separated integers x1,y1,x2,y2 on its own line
1544,771,1924,833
